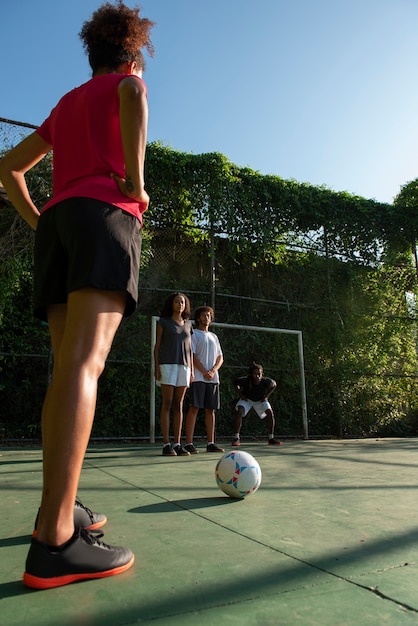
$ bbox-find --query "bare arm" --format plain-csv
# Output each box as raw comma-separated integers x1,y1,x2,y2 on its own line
193,354,206,376
234,380,248,400
235,387,247,400
192,350,222,381
111,76,149,208
213,354,224,372
0,132,52,230
204,353,223,380
189,337,194,381
153,323,163,380
264,380,277,400
193,353,211,380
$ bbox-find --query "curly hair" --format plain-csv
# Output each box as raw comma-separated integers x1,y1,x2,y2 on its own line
159,293,191,320
79,1,154,74
194,305,214,325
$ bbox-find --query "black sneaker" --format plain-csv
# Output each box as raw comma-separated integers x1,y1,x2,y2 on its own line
231,438,241,447
184,443,199,454
206,443,225,453
268,438,283,446
33,498,107,537
24,527,134,589
162,443,177,456
173,444,191,456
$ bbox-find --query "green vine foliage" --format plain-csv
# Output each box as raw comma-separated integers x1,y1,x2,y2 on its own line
145,142,411,264
0,141,417,440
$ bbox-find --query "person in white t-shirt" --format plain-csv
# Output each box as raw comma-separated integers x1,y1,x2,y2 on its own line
184,306,225,453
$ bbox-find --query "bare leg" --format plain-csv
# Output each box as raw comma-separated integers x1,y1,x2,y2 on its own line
160,385,174,444
233,406,244,435
36,288,126,547
172,386,187,443
185,406,199,443
205,408,215,443
265,409,276,436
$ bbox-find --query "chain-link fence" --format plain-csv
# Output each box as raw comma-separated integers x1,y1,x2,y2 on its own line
1,116,417,442
0,116,36,159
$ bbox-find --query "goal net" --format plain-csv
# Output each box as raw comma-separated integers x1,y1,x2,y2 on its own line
149,317,308,442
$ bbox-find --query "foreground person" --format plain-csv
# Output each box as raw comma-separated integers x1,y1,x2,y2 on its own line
0,1,154,588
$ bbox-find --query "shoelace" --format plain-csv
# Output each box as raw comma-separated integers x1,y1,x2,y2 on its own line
75,498,95,522
80,528,112,550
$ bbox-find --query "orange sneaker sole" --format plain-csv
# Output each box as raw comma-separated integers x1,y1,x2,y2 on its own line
23,553,134,589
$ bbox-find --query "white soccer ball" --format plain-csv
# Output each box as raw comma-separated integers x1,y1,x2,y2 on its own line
215,450,262,499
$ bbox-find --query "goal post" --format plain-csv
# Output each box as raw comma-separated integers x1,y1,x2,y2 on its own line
149,317,308,442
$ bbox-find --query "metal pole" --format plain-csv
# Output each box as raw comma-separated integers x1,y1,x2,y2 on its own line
210,231,216,310
297,332,309,439
212,322,309,439
149,316,157,443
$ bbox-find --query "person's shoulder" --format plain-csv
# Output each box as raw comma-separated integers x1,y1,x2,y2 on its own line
264,377,276,386
210,331,222,348
50,80,89,109
118,74,147,92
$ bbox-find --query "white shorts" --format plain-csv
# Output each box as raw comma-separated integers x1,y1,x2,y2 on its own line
235,399,271,419
157,364,191,387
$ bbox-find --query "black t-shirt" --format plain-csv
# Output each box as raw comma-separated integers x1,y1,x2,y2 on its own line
234,376,276,401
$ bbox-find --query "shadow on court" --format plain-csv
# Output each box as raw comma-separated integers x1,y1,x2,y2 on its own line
1,438,418,625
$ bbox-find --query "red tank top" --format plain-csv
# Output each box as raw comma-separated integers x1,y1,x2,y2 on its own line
36,73,147,223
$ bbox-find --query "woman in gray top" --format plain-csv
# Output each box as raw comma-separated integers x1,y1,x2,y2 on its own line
154,292,194,456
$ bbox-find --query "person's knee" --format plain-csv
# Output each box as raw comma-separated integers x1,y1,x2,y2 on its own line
91,350,110,378
172,399,183,412
58,347,108,381
161,394,174,411
265,409,275,424
233,408,244,426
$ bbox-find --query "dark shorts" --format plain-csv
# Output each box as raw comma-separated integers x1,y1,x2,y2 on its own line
189,382,220,410
33,197,142,321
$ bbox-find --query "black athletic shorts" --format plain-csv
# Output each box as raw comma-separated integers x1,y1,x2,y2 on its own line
189,381,220,410
33,197,142,321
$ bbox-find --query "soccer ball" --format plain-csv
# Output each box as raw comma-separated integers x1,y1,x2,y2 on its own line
215,450,262,499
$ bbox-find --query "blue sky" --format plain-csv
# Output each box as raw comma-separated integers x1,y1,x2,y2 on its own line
2,0,418,204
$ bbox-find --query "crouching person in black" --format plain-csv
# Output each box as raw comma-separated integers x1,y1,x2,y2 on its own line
232,362,282,447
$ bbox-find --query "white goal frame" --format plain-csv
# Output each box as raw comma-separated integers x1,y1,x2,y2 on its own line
149,317,308,442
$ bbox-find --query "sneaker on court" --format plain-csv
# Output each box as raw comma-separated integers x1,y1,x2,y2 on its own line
231,438,240,447
23,527,134,589
162,443,177,456
184,443,199,454
206,443,225,453
33,498,107,537
268,438,283,446
173,444,191,456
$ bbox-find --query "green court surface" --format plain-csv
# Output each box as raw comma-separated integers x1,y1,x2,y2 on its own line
1,438,418,626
